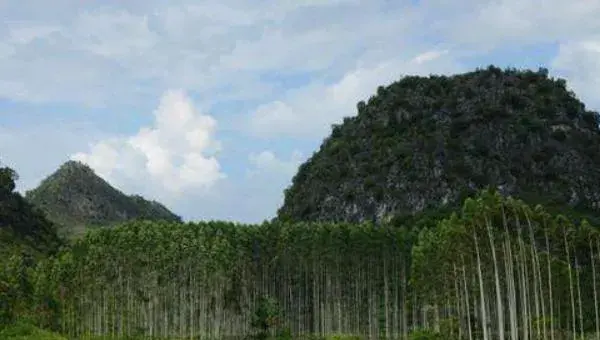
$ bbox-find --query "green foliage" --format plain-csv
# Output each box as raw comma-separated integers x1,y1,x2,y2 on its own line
25,160,181,237
249,295,289,340
0,165,18,194
0,164,62,255
407,329,445,340
438,317,459,338
277,65,600,224
4,157,600,340
0,321,66,340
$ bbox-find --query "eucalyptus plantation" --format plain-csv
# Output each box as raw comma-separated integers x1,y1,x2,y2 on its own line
3,190,600,339
409,191,600,340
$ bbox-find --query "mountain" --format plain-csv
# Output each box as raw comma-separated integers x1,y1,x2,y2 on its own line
277,66,600,224
25,160,181,236
0,165,62,255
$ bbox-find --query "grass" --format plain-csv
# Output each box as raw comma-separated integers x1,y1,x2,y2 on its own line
71,336,363,340
0,322,67,340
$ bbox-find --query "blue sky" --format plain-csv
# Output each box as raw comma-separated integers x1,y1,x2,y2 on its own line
0,0,599,223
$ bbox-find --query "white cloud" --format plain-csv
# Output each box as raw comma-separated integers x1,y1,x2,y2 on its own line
248,150,303,178
247,49,460,138
0,42,15,59
234,149,306,222
8,25,61,45
0,0,598,108
432,0,600,48
551,38,600,108
0,1,421,106
71,9,158,59
72,90,225,197
130,149,305,223
248,101,297,136
413,50,449,64
0,122,106,192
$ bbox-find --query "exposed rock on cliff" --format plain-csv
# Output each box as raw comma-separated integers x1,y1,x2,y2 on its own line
277,66,600,224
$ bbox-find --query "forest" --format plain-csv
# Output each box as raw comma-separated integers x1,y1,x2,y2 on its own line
3,66,600,339
3,190,600,339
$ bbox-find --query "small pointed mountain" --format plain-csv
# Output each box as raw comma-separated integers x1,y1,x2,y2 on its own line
25,160,181,236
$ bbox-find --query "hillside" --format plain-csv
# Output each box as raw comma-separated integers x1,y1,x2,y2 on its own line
0,164,62,255
277,65,600,224
25,160,181,236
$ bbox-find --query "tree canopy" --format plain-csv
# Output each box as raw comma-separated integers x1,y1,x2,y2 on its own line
3,190,600,339
0,163,62,256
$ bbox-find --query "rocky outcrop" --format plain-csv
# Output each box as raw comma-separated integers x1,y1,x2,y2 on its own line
277,66,600,223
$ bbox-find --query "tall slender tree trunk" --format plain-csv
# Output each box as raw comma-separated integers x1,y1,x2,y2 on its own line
485,215,504,340
525,213,541,339
545,229,555,340
461,260,473,340
593,238,600,340
564,229,576,339
575,257,584,339
517,216,530,340
473,229,489,340
502,206,518,340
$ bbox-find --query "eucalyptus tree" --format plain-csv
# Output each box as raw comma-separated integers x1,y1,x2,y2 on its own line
583,220,600,340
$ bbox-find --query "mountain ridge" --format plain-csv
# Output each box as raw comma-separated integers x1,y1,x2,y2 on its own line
277,65,600,224
25,160,181,236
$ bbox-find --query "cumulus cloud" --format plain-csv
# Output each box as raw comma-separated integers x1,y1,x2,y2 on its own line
72,90,225,196
247,49,460,138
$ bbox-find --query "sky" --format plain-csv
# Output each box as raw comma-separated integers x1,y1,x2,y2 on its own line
0,0,599,224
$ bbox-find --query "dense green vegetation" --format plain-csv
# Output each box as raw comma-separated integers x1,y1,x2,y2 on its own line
0,322,67,340
3,190,600,339
0,163,62,256
278,66,600,224
25,161,181,237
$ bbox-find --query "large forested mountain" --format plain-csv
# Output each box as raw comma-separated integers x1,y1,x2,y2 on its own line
277,66,600,224
25,160,181,236
0,164,62,256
